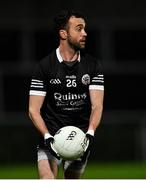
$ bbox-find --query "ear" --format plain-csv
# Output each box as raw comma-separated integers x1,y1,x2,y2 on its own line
59,30,67,40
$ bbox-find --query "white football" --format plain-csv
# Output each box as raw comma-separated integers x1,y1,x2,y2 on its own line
51,126,89,160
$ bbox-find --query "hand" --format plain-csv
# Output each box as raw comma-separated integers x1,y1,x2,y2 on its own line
80,130,94,161
86,133,94,151
44,133,60,160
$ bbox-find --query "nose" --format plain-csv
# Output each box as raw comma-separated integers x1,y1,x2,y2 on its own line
82,29,87,36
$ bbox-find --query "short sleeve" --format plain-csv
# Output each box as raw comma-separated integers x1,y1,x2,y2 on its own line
89,60,104,91
29,63,47,96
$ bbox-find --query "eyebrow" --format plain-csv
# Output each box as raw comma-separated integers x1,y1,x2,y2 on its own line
76,24,85,28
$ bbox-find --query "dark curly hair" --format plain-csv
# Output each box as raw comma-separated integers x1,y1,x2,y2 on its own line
53,9,86,34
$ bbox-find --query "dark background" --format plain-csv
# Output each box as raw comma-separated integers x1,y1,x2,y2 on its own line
0,0,146,164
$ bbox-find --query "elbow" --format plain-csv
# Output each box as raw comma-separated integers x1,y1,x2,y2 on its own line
92,104,103,112
99,104,103,112
98,105,103,115
28,107,33,119
28,107,39,120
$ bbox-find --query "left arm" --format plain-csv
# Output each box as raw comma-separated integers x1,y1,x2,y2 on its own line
88,89,104,133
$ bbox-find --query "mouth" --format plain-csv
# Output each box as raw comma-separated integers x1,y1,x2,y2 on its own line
80,39,86,44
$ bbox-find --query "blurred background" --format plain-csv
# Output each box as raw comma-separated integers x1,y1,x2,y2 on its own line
0,0,146,178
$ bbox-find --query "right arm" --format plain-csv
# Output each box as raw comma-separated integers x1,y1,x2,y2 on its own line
29,95,49,137
29,95,60,159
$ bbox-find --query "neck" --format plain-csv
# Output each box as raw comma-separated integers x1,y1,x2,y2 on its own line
59,43,79,62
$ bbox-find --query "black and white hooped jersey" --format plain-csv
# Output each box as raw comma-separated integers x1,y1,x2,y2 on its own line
29,48,104,134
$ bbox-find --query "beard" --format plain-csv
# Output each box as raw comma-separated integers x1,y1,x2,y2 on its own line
67,34,86,51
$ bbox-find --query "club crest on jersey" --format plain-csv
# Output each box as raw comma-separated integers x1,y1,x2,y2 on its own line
81,74,90,85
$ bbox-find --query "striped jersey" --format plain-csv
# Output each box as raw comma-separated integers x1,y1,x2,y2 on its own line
29,48,104,134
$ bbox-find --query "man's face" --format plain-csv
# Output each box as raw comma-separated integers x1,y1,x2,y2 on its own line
66,16,87,50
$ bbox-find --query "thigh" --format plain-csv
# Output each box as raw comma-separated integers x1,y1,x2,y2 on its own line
37,148,60,179
38,159,57,179
63,153,89,179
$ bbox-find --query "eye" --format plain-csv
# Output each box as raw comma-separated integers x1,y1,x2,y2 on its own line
76,26,82,32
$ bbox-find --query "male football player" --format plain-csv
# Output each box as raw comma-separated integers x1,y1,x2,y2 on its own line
29,9,104,179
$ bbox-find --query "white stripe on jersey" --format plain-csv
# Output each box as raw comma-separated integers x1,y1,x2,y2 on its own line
92,74,104,83
31,85,44,88
93,76,104,80
89,85,104,91
29,90,46,96
93,77,104,80
92,79,104,83
31,79,43,83
31,79,44,88
31,82,43,85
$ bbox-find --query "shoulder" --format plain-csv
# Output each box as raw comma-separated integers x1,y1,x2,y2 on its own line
80,52,104,75
36,50,58,72
39,50,56,66
32,50,57,76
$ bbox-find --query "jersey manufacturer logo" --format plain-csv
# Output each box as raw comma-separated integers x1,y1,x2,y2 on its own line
50,79,61,84
81,74,90,85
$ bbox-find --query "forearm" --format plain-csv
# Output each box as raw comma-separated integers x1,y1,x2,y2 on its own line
88,105,103,132
29,110,49,136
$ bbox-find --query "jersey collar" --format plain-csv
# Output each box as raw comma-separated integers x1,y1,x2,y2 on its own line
56,47,80,63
